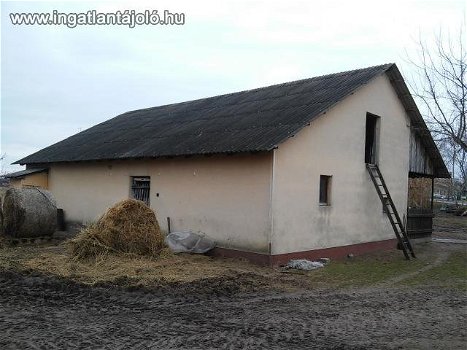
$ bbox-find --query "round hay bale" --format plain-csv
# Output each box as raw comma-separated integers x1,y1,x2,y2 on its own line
69,199,164,260
2,187,57,238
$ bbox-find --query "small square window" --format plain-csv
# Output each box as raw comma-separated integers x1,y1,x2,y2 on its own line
319,175,332,206
131,176,150,206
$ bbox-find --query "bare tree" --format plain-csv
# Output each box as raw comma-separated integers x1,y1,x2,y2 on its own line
408,30,466,151
455,145,467,196
407,29,466,199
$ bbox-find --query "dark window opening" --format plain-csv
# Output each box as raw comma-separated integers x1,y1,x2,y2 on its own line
319,175,332,205
131,176,150,205
365,113,380,164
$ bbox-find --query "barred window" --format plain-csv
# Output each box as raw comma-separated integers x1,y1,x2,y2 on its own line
130,176,150,205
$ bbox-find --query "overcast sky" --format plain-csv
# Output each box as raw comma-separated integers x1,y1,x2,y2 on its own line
1,0,465,172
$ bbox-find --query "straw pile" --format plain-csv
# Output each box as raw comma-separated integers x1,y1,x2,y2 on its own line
68,199,165,260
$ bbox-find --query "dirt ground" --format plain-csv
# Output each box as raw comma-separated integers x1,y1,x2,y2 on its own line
0,214,466,349
432,211,467,240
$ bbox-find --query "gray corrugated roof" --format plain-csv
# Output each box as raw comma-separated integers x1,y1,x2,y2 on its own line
15,63,449,177
5,168,48,179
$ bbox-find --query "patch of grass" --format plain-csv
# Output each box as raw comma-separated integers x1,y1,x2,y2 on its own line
304,251,427,288
402,251,467,290
433,212,466,241
435,214,467,230
287,242,466,289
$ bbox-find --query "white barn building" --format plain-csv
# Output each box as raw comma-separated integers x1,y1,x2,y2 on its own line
16,64,449,265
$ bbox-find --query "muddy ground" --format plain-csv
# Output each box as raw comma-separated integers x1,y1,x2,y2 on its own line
0,214,466,349
0,269,465,349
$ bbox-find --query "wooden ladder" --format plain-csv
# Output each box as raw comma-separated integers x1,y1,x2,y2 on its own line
366,163,416,260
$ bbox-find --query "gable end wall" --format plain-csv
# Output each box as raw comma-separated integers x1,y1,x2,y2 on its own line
271,74,411,255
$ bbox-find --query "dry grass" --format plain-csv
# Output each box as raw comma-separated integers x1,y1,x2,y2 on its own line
0,243,278,291
0,214,465,293
68,199,165,260
0,239,464,293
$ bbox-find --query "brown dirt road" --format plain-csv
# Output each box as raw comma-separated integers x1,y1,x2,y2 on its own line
0,212,466,349
0,265,465,349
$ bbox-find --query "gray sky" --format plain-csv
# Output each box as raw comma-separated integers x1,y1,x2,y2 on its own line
1,0,465,172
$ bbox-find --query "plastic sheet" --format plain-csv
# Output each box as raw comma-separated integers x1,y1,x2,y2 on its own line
165,231,216,254
286,259,325,270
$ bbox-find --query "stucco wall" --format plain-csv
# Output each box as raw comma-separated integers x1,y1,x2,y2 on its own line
47,73,412,257
271,74,411,255
10,172,48,189
48,153,273,253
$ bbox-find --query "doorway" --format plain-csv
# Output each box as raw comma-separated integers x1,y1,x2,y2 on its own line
365,113,380,164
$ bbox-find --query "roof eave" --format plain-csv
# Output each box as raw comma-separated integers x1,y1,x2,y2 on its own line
384,65,450,179
14,149,275,166
4,167,48,179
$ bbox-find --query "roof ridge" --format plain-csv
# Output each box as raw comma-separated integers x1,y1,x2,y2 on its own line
117,63,394,117
15,63,403,167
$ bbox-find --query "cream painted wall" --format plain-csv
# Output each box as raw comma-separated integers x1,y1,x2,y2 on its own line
271,74,411,254
47,73,412,256
11,172,48,189
48,153,273,253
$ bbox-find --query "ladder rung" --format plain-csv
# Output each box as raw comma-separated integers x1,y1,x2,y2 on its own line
366,164,415,259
